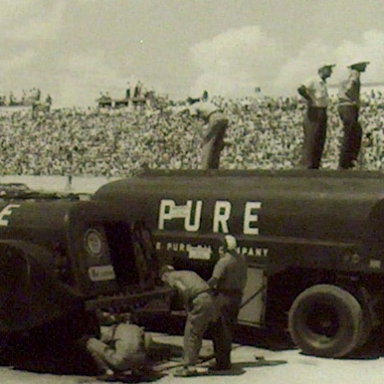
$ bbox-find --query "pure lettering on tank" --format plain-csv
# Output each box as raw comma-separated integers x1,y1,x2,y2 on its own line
158,199,261,234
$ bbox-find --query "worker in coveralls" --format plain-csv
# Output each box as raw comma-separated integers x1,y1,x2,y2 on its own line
85,311,149,381
298,64,335,169
160,265,219,377
337,61,369,169
207,235,248,372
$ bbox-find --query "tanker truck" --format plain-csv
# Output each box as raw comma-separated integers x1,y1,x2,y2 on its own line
93,168,384,358
0,184,171,339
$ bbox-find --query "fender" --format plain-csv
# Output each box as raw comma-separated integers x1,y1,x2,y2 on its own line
0,240,81,333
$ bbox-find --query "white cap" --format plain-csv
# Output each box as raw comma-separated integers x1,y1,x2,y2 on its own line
224,235,237,251
159,264,175,277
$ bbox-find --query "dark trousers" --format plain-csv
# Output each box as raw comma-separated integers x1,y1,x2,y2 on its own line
300,107,327,169
201,113,228,170
338,105,362,169
211,293,242,368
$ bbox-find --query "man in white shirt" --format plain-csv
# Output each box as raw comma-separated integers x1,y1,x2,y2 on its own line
298,64,335,169
337,61,369,169
173,100,229,170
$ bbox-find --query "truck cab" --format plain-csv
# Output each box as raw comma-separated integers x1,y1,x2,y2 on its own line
0,184,169,336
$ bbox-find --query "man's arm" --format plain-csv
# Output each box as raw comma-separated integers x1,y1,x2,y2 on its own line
167,274,190,308
207,256,228,289
173,280,187,295
207,276,219,289
297,85,312,101
345,71,360,100
203,119,226,144
171,106,190,116
167,274,187,294
87,338,110,356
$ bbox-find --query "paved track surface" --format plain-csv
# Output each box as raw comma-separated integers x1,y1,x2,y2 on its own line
1,328,384,384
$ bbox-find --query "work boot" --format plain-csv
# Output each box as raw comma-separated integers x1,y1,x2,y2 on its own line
96,369,115,382
174,365,198,377
207,363,232,373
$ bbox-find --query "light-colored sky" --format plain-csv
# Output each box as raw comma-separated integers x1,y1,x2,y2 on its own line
1,0,384,107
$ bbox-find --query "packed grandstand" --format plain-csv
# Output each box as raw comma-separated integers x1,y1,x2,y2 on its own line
0,90,383,177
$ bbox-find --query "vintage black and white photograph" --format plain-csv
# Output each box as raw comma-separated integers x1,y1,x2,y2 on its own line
0,0,384,383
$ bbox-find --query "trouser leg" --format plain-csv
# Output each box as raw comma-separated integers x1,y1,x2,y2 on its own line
211,295,241,368
183,294,212,366
209,143,222,169
200,114,228,170
86,339,111,373
183,315,203,366
338,105,362,169
312,115,327,169
201,140,215,170
211,315,232,368
300,107,327,169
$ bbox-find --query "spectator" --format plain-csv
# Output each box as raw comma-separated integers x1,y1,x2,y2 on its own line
1,85,384,176
46,94,53,105
126,82,131,99
133,82,142,98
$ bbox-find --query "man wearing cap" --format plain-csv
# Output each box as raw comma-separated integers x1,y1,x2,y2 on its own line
207,235,248,371
298,64,335,169
337,61,369,169
85,311,149,381
160,265,219,377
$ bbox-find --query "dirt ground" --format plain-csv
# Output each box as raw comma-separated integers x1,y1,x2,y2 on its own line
1,328,384,384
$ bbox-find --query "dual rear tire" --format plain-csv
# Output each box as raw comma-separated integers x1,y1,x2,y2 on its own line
288,284,371,358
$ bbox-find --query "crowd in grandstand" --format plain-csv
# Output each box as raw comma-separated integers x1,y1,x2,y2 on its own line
0,90,383,176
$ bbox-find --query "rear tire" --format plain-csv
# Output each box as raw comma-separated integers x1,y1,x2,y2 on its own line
356,307,372,349
288,284,363,358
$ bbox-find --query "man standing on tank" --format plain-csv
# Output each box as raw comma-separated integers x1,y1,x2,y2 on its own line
194,100,229,170
297,64,335,169
173,98,229,170
337,61,369,169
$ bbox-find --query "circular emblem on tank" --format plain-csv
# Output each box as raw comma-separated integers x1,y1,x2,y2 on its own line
84,228,104,257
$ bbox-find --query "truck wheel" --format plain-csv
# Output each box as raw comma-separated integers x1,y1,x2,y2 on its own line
288,284,363,358
356,308,372,349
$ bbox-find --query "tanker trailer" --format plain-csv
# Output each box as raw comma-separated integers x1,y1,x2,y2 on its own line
94,168,384,358
0,186,170,340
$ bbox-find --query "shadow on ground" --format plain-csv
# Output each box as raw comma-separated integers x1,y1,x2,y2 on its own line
1,315,384,379
233,325,295,351
293,326,384,361
0,334,101,375
0,332,174,382
342,327,384,360
137,313,295,351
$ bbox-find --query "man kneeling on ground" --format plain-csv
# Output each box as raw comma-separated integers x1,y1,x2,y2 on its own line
85,311,151,381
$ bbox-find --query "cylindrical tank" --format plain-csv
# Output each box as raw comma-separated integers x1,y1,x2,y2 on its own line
94,169,384,272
